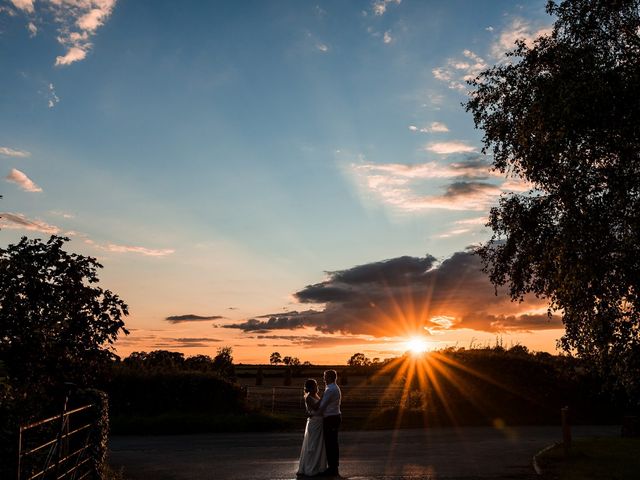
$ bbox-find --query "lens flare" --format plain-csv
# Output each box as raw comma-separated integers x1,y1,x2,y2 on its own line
406,336,429,355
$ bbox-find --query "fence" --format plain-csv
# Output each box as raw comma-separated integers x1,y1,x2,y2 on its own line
17,400,97,480
246,385,409,418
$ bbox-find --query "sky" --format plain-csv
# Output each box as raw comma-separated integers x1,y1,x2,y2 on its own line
0,0,563,364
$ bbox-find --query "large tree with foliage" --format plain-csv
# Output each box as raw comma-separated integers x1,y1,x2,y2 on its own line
0,236,129,390
466,0,640,398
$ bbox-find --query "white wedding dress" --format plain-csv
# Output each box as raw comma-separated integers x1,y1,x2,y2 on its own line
296,395,327,477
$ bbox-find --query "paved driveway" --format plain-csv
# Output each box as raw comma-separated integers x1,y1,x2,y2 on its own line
109,425,619,479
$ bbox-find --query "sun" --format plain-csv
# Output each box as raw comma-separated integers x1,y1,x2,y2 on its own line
405,336,429,355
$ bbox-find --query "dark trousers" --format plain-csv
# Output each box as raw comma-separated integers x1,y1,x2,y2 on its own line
323,414,341,472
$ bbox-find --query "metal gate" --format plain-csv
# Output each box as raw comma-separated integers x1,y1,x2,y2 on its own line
17,399,97,480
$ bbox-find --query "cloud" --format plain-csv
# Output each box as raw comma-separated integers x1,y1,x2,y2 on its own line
165,314,224,324
316,43,329,52
48,83,60,108
432,49,488,90
55,46,88,66
0,212,60,234
372,0,401,16
355,157,493,181
409,122,449,134
10,0,34,14
239,251,560,337
27,21,37,37
491,18,552,59
425,141,477,155
103,243,175,257
224,313,314,332
383,30,392,44
6,168,42,192
9,0,117,66
0,146,30,158
351,156,509,212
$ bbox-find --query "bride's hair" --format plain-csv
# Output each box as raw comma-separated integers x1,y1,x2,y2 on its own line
304,379,318,394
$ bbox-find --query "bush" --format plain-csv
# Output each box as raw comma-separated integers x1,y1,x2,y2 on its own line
106,369,245,417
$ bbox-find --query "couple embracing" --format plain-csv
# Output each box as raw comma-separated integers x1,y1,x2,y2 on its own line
296,369,342,478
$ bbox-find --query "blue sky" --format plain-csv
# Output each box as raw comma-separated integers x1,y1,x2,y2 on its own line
0,0,561,363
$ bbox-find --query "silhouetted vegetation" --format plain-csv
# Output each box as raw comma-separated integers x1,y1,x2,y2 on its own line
0,235,128,476
467,0,640,401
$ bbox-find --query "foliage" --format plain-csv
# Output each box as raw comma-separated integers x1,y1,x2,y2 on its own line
107,368,245,417
465,0,640,399
270,351,282,365
213,346,236,381
123,348,236,380
0,236,129,391
347,352,371,367
282,356,300,366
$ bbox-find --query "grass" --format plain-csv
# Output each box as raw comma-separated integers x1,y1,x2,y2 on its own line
537,437,640,480
110,411,297,435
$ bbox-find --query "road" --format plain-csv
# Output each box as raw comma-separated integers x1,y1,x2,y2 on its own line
109,425,619,479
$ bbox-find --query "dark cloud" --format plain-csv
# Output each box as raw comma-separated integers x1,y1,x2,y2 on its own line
236,251,559,337
224,312,315,332
165,314,224,323
442,181,498,198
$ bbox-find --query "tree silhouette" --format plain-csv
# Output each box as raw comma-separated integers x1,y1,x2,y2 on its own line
466,0,640,398
347,352,371,367
213,346,235,381
0,236,128,391
270,352,282,365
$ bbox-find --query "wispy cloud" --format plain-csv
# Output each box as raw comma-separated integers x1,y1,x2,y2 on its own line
316,43,329,52
0,146,30,158
372,0,401,16
47,83,60,108
383,30,393,44
0,212,60,234
165,314,224,324
432,49,488,90
490,18,552,59
9,0,117,66
408,122,449,134
425,141,477,154
6,168,42,192
27,20,37,37
102,243,175,257
350,155,529,212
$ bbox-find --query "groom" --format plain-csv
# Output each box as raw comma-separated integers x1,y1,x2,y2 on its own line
318,369,342,477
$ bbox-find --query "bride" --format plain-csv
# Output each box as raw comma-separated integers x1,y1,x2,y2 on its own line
296,379,327,477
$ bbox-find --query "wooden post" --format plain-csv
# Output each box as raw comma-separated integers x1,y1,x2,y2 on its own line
561,406,571,457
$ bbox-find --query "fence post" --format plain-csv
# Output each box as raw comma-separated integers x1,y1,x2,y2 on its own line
561,406,571,457
17,427,22,480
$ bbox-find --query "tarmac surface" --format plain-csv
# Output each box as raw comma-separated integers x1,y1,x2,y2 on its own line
109,425,619,479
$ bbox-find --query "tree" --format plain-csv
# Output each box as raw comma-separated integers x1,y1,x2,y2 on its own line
282,356,300,366
213,346,235,381
0,236,128,390
465,0,640,398
270,352,282,365
347,352,371,367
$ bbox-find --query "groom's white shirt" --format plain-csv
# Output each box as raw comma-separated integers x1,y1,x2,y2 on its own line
318,382,341,417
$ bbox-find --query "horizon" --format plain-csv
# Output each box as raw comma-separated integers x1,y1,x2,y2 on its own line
0,0,563,364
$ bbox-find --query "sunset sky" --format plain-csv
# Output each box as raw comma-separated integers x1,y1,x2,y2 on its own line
0,0,563,364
